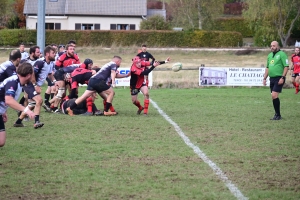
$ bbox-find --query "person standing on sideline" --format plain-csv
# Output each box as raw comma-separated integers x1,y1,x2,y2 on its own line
19,43,29,60
136,44,155,87
263,41,289,120
290,47,300,94
0,63,35,147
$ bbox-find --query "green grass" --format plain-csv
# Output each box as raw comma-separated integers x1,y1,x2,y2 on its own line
0,87,300,199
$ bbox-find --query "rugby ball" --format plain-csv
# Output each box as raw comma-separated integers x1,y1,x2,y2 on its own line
172,62,183,72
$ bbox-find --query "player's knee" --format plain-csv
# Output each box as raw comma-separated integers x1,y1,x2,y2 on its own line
0,132,5,147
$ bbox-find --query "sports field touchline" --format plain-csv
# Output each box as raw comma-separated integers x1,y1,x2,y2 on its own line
150,98,248,200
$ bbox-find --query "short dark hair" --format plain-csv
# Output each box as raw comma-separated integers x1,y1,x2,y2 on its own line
19,42,25,46
9,50,21,61
68,40,76,45
44,46,55,56
29,45,40,54
142,44,147,47
17,62,33,77
65,44,73,50
113,55,122,60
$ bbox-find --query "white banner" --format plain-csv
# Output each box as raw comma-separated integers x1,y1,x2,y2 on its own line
199,67,270,86
115,68,153,87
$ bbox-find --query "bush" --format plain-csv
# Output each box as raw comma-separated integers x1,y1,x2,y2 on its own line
0,29,242,48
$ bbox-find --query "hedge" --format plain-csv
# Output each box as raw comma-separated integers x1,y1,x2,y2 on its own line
0,29,243,47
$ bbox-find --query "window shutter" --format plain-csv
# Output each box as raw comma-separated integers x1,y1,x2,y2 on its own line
55,23,61,30
75,23,81,30
94,24,100,30
110,24,116,30
130,24,136,30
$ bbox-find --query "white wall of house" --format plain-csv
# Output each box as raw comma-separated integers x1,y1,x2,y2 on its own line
26,16,142,30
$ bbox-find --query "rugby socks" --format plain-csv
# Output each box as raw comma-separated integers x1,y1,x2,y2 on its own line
15,118,23,124
103,100,116,112
86,97,93,113
296,84,299,93
44,93,50,105
50,93,55,99
134,100,143,110
272,98,280,116
35,115,40,123
105,102,112,112
144,99,149,114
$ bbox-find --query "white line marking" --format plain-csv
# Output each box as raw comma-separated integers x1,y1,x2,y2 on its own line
150,99,248,200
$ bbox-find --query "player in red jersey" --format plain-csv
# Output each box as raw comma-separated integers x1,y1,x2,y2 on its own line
68,59,98,99
48,45,81,112
136,44,155,87
130,56,170,115
291,47,300,94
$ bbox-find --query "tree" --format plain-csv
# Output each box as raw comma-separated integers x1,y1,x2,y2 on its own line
168,0,226,30
140,15,171,30
0,0,9,27
243,0,300,47
13,0,26,28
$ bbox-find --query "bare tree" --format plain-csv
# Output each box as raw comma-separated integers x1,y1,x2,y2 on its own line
243,0,300,47
169,0,225,30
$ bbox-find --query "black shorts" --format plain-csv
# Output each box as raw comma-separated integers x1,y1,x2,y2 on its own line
270,77,285,93
130,87,140,95
130,84,146,95
292,73,300,78
62,99,87,115
87,78,110,93
54,69,65,81
23,82,39,99
46,77,54,87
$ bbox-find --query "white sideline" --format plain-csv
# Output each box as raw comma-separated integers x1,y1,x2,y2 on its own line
150,99,248,200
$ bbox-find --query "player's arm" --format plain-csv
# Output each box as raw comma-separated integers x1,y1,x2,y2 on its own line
141,61,160,76
116,72,130,78
111,70,117,87
55,55,65,70
158,57,170,65
5,66,16,77
4,87,34,118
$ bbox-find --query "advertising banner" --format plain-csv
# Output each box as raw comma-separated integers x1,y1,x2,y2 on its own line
115,68,153,87
199,67,270,86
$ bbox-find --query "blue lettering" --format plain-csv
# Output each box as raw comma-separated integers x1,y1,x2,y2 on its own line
120,70,130,75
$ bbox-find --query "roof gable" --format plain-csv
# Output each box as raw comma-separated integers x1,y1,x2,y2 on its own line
24,0,147,16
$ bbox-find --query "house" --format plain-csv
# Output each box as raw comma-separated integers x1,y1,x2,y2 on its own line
23,0,166,31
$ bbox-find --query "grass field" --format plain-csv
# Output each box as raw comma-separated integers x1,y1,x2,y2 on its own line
0,46,299,199
0,87,300,200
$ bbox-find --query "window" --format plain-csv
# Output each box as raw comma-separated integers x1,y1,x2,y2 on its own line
75,23,100,30
45,23,54,30
110,24,136,30
36,23,61,30
82,24,94,30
